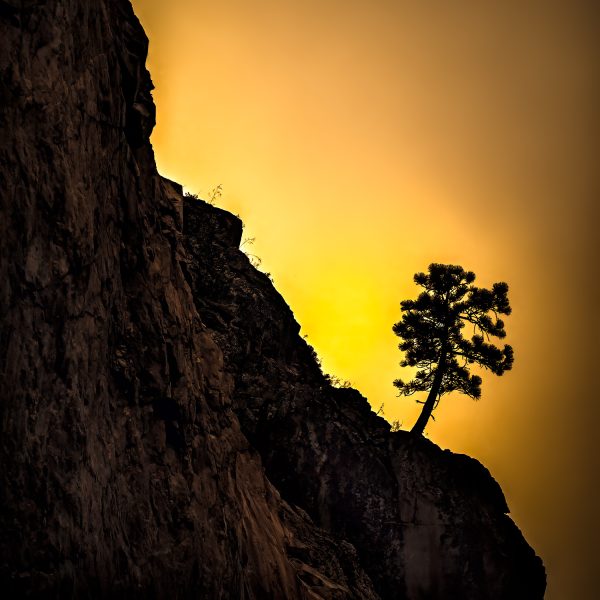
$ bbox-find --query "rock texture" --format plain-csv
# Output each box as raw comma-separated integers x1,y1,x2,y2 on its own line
0,2,376,598
0,1,545,599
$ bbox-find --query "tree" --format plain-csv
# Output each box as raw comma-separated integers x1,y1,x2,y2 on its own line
393,263,514,436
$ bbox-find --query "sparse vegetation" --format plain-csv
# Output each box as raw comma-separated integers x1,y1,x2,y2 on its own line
306,343,321,368
240,235,263,268
183,184,222,206
390,420,402,432
246,253,262,268
324,374,353,388
207,183,222,206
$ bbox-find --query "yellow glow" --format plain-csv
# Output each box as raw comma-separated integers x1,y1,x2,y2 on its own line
134,2,598,598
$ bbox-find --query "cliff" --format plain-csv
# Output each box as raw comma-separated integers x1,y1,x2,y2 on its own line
0,1,545,598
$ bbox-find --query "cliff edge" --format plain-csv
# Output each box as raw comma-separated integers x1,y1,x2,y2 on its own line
0,1,545,598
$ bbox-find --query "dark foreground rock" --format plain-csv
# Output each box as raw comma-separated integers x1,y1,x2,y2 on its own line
0,0,545,598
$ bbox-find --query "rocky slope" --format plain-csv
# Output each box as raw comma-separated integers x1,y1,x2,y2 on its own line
183,198,546,600
0,0,545,598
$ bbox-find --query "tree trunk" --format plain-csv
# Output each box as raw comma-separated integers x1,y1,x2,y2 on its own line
411,346,448,436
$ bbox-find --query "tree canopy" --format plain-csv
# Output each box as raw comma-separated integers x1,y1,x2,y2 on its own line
393,263,514,436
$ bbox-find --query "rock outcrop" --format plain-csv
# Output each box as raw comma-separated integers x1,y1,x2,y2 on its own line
183,198,546,600
0,1,545,598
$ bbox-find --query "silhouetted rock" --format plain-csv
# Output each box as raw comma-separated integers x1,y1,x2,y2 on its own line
184,198,546,599
0,2,376,598
0,0,545,598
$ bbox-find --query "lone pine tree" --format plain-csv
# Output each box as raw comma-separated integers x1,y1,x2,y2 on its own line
393,263,514,436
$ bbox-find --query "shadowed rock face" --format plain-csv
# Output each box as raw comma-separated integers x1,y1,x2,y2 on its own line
0,1,545,599
0,1,377,598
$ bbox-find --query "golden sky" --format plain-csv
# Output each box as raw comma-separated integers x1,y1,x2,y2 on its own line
133,2,598,598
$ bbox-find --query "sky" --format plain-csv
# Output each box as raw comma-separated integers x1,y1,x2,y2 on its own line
133,2,599,598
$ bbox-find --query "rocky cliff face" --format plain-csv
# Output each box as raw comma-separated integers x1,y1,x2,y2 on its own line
0,1,545,598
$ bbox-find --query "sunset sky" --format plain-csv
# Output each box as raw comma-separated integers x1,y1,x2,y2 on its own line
133,2,598,598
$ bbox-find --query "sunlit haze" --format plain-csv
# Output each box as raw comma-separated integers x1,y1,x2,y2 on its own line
133,2,598,598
